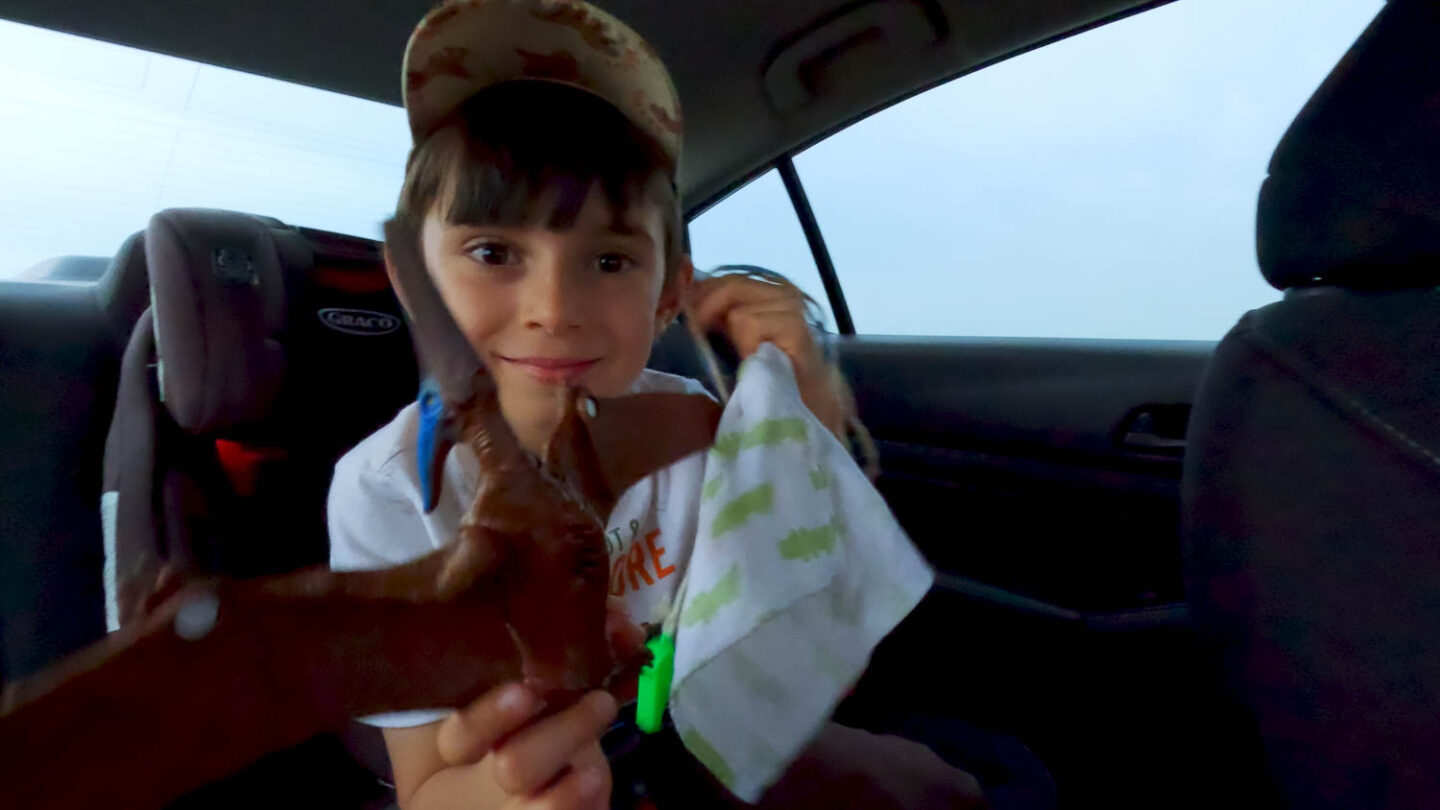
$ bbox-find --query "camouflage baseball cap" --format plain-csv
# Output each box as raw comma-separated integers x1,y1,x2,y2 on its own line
403,0,683,172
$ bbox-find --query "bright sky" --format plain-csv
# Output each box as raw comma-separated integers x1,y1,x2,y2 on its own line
689,0,1383,338
0,19,411,272
0,0,1384,340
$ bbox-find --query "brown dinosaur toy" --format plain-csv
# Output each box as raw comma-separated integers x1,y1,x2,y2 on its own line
0,217,720,809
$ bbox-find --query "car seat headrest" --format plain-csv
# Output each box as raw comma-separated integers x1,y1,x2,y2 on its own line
95,231,151,343
1257,0,1440,291
144,208,418,444
146,208,310,434
19,255,109,282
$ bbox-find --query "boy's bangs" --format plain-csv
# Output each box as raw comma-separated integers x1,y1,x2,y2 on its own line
411,81,672,233
436,138,660,233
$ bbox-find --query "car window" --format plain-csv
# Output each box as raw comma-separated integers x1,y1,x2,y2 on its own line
688,168,835,330
0,18,410,281
791,0,1383,339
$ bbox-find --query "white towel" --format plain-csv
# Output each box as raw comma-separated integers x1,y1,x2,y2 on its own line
670,343,934,802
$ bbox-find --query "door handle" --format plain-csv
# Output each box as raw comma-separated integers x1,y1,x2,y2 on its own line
1116,404,1190,454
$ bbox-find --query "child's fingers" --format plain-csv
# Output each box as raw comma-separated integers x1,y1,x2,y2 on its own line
519,743,611,810
685,274,803,337
721,305,849,433
687,276,819,367
491,690,619,796
723,305,818,363
686,273,846,430
435,681,545,766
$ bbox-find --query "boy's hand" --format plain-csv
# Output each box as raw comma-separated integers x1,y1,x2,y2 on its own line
388,599,643,809
439,686,619,810
686,273,847,434
390,683,618,809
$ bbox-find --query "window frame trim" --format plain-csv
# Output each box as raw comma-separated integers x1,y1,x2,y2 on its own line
684,158,856,335
777,155,855,335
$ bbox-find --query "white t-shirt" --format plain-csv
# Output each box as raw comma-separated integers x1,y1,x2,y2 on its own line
327,369,712,727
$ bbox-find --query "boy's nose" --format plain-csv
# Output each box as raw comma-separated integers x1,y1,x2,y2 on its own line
520,263,584,334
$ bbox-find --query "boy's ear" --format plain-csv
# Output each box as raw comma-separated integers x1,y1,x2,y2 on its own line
656,256,694,330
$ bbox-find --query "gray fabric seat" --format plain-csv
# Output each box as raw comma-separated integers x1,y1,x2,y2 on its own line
1181,1,1440,807
101,208,417,805
0,232,147,687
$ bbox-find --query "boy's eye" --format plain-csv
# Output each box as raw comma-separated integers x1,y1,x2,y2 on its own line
468,242,514,266
596,253,632,274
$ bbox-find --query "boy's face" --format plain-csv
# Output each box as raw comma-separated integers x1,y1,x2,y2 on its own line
416,186,687,449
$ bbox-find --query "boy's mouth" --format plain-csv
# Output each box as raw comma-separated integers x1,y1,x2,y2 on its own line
498,355,602,384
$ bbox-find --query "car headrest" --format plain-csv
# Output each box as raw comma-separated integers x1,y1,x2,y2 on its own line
147,209,302,434
94,231,150,342
146,208,416,441
18,255,109,283
1257,0,1440,291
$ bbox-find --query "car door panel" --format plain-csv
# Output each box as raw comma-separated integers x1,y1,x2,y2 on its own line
832,335,1278,808
838,336,1209,611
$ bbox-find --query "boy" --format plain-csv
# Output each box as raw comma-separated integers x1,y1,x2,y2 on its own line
329,2,985,807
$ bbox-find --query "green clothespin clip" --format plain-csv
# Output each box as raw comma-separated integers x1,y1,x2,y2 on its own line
636,632,675,734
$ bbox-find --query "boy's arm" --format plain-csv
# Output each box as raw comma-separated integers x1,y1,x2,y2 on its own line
383,685,618,810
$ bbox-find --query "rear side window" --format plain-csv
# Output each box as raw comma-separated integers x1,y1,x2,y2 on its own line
688,169,835,330
791,0,1382,339
0,18,409,280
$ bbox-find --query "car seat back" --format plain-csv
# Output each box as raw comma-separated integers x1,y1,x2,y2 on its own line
1181,1,1440,806
0,233,146,686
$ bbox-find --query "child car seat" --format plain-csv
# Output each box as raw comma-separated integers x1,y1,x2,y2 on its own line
101,208,417,806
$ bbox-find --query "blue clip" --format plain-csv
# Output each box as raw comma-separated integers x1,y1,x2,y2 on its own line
416,379,445,511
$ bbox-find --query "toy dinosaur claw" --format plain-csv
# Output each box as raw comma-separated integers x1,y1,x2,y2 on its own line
383,217,488,410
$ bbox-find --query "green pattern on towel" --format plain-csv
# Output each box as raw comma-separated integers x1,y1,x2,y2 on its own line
809,465,831,490
711,418,807,460
778,521,839,561
810,638,852,686
682,728,736,789
711,482,774,537
701,475,725,502
683,565,742,627
729,648,789,706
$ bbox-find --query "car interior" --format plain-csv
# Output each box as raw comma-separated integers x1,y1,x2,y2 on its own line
0,0,1432,808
